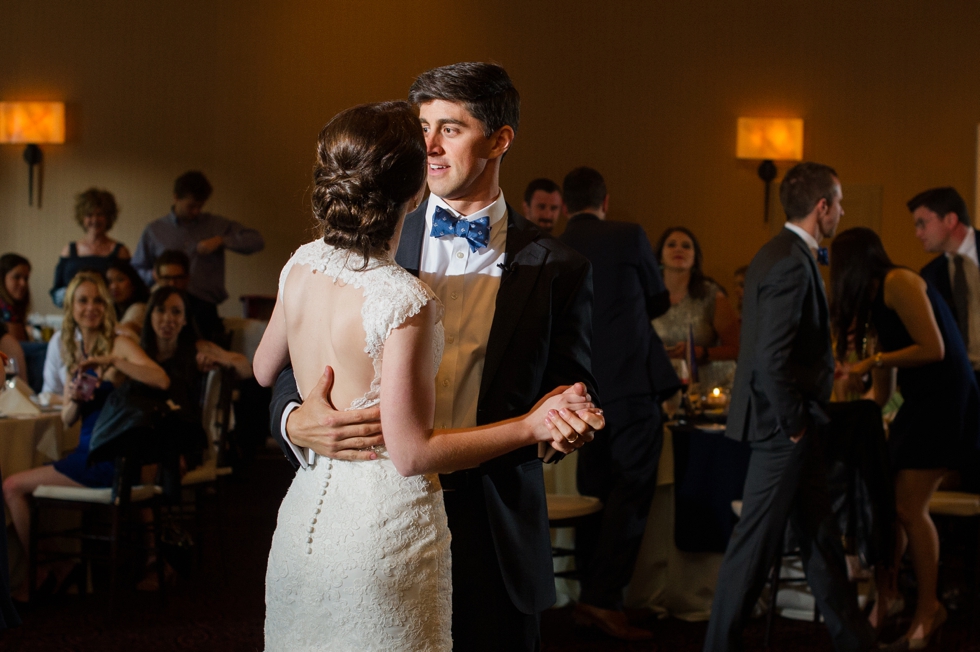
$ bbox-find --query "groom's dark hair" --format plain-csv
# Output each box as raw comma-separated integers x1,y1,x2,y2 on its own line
409,62,520,138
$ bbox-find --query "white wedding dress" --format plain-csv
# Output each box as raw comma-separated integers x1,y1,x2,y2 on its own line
265,239,451,651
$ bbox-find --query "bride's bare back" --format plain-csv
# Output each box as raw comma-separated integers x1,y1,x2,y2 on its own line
283,262,376,409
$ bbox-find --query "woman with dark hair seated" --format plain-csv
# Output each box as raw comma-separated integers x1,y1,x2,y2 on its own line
50,188,131,308
106,259,150,340
831,227,980,649
141,285,251,418
2,272,168,600
0,322,27,383
653,226,740,388
0,254,32,342
139,286,251,490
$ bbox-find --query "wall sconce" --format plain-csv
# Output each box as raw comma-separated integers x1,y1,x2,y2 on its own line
736,117,803,223
0,101,66,206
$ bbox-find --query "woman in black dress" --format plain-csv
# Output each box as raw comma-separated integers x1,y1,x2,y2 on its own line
831,227,980,649
50,188,131,308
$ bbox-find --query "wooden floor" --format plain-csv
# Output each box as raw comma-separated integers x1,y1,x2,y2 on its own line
3,448,979,651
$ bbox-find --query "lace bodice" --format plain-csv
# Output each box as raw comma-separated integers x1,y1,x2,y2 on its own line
279,239,445,409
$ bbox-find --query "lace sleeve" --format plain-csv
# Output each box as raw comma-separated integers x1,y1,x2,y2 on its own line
361,267,444,361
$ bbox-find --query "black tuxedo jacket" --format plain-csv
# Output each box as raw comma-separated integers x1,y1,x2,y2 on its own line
558,212,678,403
269,199,597,614
726,227,833,443
920,228,980,330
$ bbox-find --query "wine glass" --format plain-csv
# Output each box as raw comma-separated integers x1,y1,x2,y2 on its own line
3,357,16,390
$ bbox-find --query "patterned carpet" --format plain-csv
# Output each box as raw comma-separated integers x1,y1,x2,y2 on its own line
3,450,979,651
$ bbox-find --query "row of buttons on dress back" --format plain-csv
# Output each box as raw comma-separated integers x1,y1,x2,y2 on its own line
307,461,332,555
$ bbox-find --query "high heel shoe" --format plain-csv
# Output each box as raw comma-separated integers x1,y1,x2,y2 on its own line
879,604,947,651
869,594,905,631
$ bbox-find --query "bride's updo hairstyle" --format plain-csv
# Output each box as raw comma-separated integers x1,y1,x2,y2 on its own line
312,101,427,267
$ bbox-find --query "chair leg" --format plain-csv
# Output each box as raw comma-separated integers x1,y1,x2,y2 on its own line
214,480,229,584
108,507,120,616
153,502,166,605
764,549,783,647
27,497,39,604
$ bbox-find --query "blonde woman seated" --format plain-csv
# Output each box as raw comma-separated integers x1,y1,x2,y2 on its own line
2,272,168,600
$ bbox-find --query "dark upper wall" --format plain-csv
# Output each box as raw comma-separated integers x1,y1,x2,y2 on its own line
2,0,978,314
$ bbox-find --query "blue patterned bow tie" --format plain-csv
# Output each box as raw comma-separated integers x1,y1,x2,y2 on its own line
429,206,490,252
817,247,829,266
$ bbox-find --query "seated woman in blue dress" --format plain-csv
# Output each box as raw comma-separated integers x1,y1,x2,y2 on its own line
830,227,980,650
2,272,168,601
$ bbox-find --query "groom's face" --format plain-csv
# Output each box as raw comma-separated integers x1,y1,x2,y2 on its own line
418,99,499,204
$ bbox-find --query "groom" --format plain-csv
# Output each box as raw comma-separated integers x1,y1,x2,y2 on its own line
269,62,599,650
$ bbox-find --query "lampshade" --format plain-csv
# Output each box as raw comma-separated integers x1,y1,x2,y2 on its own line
736,117,803,161
0,102,65,144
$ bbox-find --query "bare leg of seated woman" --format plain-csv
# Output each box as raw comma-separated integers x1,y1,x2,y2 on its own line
2,466,84,601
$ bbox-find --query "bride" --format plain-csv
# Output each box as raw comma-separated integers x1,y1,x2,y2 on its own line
254,102,598,651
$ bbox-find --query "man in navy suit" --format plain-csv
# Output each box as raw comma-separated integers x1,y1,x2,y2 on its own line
704,163,875,652
269,63,600,651
911,187,980,385
558,167,677,640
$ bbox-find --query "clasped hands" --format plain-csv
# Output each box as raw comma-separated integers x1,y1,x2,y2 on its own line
837,356,875,397
285,366,603,462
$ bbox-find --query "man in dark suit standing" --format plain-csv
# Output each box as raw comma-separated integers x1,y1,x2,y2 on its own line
911,187,980,385
268,63,601,652
704,162,875,652
558,167,677,640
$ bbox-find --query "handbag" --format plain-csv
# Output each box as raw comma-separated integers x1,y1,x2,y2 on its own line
88,380,170,465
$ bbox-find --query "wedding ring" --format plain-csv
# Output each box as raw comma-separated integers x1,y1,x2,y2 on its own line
565,433,579,444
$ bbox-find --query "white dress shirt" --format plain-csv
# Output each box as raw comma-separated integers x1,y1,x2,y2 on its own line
281,191,510,465
41,329,81,395
947,228,980,368
783,222,820,256
952,227,979,267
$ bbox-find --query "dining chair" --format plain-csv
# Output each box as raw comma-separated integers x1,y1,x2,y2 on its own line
929,490,980,609
28,455,164,613
176,366,237,572
546,493,603,582
731,500,820,646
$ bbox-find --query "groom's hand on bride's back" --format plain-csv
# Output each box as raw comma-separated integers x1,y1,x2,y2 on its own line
286,366,384,461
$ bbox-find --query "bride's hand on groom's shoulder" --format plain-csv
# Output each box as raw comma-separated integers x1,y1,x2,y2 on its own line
286,366,384,461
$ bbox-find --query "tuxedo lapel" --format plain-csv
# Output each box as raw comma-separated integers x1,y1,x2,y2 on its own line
479,207,546,405
395,202,427,276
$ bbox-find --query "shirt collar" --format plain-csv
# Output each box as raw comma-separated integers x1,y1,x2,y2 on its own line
425,190,508,230
955,227,977,259
783,222,820,254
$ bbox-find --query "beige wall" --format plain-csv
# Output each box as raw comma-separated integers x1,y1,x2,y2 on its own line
3,0,979,317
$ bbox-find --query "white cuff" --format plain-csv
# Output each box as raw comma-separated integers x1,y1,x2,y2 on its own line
280,401,309,469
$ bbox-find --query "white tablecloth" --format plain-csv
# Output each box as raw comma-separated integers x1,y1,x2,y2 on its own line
0,411,80,480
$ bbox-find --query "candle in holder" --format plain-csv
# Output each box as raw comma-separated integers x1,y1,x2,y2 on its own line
704,386,729,409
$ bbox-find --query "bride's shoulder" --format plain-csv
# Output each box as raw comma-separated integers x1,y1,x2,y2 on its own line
370,263,441,311
277,240,326,297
